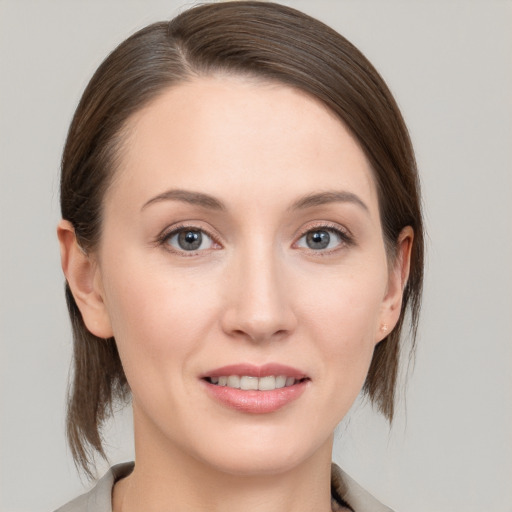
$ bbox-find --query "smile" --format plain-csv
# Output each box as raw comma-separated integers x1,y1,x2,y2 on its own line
202,364,309,413
206,375,302,390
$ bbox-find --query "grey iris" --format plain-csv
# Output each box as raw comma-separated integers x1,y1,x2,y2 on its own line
178,230,202,250
306,230,330,250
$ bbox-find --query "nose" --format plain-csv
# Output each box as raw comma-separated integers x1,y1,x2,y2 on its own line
220,245,297,343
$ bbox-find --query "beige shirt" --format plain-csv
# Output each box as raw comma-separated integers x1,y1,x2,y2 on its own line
54,462,393,512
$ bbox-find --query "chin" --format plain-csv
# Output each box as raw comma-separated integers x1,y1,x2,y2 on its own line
207,449,307,477
190,426,330,477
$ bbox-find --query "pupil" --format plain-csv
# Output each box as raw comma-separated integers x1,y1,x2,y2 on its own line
307,230,330,250
179,230,202,250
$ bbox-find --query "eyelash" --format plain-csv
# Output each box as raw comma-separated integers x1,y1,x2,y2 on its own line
155,223,221,256
155,222,354,256
294,222,354,254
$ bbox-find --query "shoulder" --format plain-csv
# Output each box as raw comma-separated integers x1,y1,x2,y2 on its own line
331,463,394,512
54,461,390,512
53,462,134,512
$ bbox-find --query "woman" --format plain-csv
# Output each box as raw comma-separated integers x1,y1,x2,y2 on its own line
56,2,423,511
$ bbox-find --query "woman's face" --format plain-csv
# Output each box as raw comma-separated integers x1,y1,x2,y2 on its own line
86,77,405,475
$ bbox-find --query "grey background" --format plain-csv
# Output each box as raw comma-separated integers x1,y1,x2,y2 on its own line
1,1,511,511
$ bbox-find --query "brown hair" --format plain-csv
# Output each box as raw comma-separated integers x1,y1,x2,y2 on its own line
61,1,423,476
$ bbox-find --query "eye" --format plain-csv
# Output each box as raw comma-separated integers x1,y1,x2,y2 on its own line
296,227,348,251
165,228,216,252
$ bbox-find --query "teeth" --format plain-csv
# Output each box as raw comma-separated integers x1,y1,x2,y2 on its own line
210,375,299,391
227,375,240,388
275,376,286,389
258,376,275,391
240,376,259,390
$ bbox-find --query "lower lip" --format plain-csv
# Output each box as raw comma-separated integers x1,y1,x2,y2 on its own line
203,380,308,414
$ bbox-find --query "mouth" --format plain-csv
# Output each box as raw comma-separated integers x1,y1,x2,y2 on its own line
205,375,308,390
201,364,310,413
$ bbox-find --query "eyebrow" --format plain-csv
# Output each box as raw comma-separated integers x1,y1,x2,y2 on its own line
141,188,368,214
290,191,369,213
141,189,226,211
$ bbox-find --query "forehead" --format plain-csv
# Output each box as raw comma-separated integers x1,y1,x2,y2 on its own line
109,76,378,215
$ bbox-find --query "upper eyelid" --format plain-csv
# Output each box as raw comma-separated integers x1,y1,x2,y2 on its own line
295,221,353,239
159,222,216,237
293,222,355,251
157,223,222,248
154,220,353,247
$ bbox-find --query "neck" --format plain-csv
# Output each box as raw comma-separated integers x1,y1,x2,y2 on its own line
114,407,334,512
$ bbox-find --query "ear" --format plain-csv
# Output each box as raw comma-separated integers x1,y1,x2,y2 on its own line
376,226,414,343
57,220,113,338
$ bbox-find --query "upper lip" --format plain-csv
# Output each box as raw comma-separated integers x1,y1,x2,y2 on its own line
201,363,307,380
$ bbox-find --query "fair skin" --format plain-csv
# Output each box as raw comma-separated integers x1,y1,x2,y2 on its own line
58,76,412,512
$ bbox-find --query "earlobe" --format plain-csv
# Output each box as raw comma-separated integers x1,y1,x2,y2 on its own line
376,226,414,343
57,220,113,338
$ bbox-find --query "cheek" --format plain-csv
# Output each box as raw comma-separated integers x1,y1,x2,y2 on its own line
301,263,386,343
99,253,221,388
297,262,387,389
